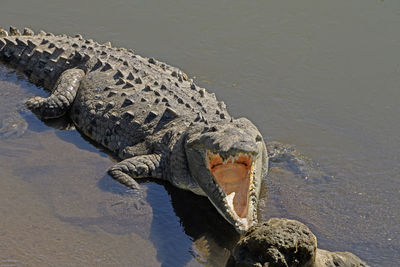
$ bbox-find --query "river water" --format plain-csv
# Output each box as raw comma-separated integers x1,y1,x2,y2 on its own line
0,1,399,266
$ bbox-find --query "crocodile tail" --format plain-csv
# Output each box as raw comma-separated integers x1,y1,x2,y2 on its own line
0,26,80,90
0,26,34,49
0,27,8,50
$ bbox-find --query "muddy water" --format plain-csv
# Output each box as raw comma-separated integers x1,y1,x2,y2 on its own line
0,0,399,266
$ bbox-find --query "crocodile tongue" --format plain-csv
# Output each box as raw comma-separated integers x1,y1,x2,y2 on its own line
207,152,253,219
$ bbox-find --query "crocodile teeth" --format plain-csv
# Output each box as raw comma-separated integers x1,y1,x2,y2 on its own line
226,192,235,210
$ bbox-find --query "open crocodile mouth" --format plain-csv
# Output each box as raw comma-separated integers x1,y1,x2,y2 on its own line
206,151,254,220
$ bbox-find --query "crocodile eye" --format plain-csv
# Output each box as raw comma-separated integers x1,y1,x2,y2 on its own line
255,135,262,142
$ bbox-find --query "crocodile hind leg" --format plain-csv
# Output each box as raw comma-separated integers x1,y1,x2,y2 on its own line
26,68,85,119
108,154,162,190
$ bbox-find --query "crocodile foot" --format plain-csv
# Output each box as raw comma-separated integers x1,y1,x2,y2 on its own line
0,113,28,139
96,192,153,236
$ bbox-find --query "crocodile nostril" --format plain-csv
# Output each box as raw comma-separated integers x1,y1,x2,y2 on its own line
255,135,262,142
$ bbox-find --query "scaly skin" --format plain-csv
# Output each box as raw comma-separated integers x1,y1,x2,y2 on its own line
0,26,268,233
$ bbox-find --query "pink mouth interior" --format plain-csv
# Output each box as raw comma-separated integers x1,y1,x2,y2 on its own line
207,153,252,218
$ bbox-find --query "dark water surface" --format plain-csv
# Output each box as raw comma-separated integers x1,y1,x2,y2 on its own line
1,1,399,266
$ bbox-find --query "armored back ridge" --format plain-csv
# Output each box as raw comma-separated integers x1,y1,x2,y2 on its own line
0,26,268,233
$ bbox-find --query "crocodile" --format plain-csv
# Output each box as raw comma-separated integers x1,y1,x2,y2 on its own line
0,26,268,233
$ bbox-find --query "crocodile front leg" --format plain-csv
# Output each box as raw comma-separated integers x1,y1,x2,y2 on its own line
108,154,163,190
26,68,85,119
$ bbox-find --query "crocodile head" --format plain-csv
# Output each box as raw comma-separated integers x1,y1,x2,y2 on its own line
185,118,268,233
